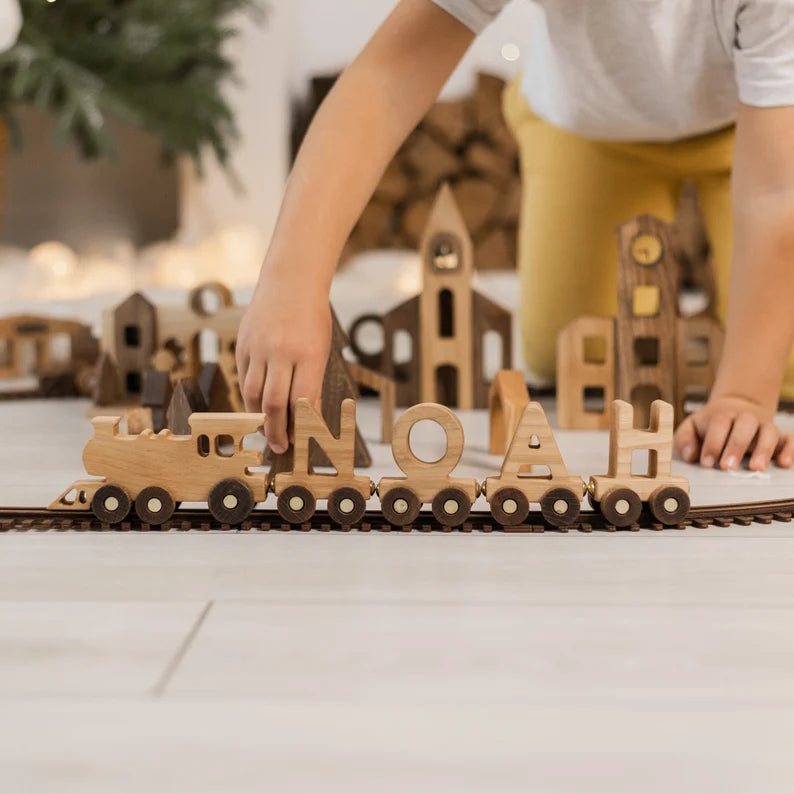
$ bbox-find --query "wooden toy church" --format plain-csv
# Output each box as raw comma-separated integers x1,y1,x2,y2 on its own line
349,183,513,409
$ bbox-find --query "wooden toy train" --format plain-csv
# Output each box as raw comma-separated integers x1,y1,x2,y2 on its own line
49,397,690,529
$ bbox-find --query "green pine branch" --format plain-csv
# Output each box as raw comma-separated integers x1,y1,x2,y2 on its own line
0,0,265,169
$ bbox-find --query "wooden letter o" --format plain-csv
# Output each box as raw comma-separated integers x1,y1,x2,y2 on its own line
390,403,464,479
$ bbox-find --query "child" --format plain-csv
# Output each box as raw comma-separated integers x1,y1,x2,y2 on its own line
236,0,794,471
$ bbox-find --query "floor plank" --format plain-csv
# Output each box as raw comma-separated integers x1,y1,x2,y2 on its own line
0,533,792,605
1,700,791,794
0,601,206,695
166,601,794,704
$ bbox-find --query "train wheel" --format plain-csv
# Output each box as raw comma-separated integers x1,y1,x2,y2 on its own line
277,485,316,525
328,487,366,526
432,487,471,527
489,487,529,527
91,484,131,524
600,487,642,527
649,486,690,525
381,487,421,526
540,487,581,527
135,486,175,526
208,478,254,524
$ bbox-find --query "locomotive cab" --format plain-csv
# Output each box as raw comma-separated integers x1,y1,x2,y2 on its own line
50,413,267,525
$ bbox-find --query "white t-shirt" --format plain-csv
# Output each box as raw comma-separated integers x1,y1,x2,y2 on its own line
0,0,21,52
431,0,794,141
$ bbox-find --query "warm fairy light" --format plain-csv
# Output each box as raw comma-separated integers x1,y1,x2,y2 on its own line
0,222,267,304
29,241,78,279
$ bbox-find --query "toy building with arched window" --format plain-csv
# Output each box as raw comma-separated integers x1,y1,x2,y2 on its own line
353,184,513,409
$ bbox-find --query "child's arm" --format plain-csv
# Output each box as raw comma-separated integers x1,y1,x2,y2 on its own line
674,103,794,470
235,0,475,453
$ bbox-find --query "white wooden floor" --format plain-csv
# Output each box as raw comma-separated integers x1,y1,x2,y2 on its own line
1,397,794,794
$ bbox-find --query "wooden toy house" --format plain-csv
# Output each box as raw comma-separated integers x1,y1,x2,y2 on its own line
367,184,513,409
557,214,724,429
100,282,244,405
0,315,97,382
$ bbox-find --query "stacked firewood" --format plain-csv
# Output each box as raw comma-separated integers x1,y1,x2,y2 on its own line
292,73,521,270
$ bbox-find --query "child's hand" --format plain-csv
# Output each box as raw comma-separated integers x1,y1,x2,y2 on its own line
236,285,331,454
674,395,794,471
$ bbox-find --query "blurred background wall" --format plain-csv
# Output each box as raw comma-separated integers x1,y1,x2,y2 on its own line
0,0,527,252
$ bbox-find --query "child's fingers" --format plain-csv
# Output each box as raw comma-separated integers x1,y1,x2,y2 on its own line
673,416,701,463
288,360,325,443
718,412,759,470
240,359,264,413
699,413,733,468
236,350,250,397
748,422,779,471
262,361,294,454
775,435,794,468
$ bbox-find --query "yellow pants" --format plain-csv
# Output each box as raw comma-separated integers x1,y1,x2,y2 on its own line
502,78,794,399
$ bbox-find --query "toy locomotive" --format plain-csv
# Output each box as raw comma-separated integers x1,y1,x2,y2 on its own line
50,397,690,529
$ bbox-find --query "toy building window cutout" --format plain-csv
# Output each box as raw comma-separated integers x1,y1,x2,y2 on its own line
50,333,72,365
482,330,503,382
438,289,455,338
190,282,232,317
16,338,35,375
124,324,141,348
435,364,459,406
215,435,235,457
198,329,221,364
630,233,664,266
392,329,413,374
429,233,461,272
583,385,606,414
632,286,660,317
0,338,10,369
126,370,142,394
582,335,607,364
685,336,710,366
634,336,660,367
197,434,210,457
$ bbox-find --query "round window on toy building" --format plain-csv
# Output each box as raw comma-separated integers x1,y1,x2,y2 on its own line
630,233,664,267
429,233,462,272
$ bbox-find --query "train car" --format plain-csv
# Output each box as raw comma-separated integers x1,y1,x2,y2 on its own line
483,402,586,527
377,403,479,527
274,399,373,526
588,399,690,527
49,413,268,525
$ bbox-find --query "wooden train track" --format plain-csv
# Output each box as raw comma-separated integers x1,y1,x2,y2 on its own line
0,499,792,534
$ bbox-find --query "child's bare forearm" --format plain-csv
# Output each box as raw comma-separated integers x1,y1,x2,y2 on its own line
675,103,794,471
712,104,794,408
258,0,475,297
238,0,474,451
713,198,794,408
